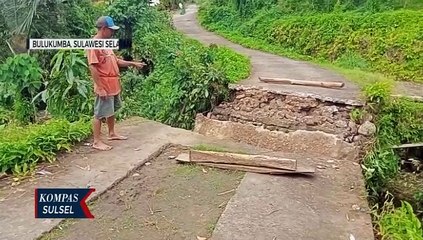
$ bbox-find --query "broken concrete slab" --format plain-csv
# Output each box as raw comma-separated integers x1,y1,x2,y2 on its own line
194,114,360,162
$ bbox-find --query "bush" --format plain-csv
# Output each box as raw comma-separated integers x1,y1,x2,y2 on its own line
362,82,423,195
268,10,423,82
0,119,91,173
107,0,250,129
34,49,94,122
209,44,251,83
199,4,423,82
377,200,423,240
0,54,44,124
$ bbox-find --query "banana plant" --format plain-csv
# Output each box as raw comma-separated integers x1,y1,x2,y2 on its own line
33,49,93,121
0,0,67,54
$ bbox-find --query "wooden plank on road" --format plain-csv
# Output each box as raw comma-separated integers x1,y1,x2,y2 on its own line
258,77,345,89
197,162,315,175
175,150,316,175
188,150,298,171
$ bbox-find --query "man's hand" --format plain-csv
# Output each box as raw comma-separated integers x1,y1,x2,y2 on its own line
117,58,146,69
132,62,146,69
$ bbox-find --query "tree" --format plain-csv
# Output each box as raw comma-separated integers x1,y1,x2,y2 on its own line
0,0,66,54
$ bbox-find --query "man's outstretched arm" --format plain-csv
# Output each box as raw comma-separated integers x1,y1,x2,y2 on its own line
116,58,145,68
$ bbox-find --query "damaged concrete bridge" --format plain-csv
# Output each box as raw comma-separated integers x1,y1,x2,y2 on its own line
0,4,378,240
173,4,375,240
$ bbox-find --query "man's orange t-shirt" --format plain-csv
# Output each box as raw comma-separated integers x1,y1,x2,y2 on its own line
86,46,121,96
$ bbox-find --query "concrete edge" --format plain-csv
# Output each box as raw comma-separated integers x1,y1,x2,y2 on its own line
228,84,365,106
33,142,175,240
194,114,360,162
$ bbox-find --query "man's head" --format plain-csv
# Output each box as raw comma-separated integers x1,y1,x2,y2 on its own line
95,16,120,38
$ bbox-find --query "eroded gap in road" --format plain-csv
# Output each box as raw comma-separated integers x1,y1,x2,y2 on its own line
195,85,376,163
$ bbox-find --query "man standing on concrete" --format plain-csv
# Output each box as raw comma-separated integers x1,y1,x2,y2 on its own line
86,16,145,151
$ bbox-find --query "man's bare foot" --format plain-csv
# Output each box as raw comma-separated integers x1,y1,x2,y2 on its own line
92,141,113,151
108,134,128,141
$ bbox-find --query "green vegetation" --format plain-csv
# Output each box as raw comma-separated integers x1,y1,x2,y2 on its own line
197,0,423,85
106,0,250,129
210,45,250,83
375,197,423,240
360,81,423,238
362,82,423,194
0,119,91,175
0,0,250,177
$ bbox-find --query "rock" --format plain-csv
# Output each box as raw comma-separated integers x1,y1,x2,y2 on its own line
353,135,362,142
348,121,358,134
235,94,245,99
363,112,374,122
275,98,285,109
320,106,338,117
351,204,360,211
305,116,317,126
285,113,297,121
269,99,278,110
250,99,260,108
335,120,348,128
266,125,277,131
344,135,354,143
358,121,376,136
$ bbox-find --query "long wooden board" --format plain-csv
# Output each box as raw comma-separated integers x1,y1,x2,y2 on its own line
175,152,315,175
198,162,315,175
258,77,345,89
392,143,423,149
188,150,298,171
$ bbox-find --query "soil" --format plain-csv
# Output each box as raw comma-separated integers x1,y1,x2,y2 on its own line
37,145,244,240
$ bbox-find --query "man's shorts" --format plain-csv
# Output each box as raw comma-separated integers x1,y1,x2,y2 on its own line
94,94,122,119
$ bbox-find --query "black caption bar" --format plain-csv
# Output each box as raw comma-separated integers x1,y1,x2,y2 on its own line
118,39,132,50
25,38,133,50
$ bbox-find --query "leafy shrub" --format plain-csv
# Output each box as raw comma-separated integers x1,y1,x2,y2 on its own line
34,50,94,122
268,10,423,82
0,107,12,127
209,44,251,83
362,82,423,196
131,33,231,129
0,54,44,124
106,0,249,129
377,200,423,240
208,0,423,13
0,119,91,173
199,3,423,82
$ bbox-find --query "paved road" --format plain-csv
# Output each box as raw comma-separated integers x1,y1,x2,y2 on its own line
173,5,362,102
173,5,423,101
